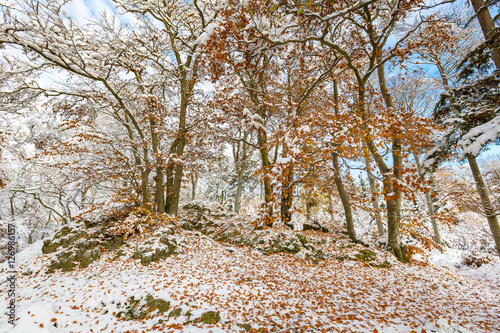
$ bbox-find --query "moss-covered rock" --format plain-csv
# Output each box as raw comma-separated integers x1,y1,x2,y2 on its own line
44,218,164,272
116,297,140,320
145,295,170,314
132,229,177,266
354,249,376,262
44,216,177,272
103,236,124,251
296,234,308,245
42,226,86,254
116,295,170,320
179,203,335,263
370,260,392,268
238,323,252,331
42,239,61,254
77,248,101,269
234,232,261,246
200,311,220,324
48,251,77,272
133,245,175,266
214,223,241,242
226,230,330,262
303,220,329,233
254,233,302,255
179,201,235,234
168,308,182,318
112,249,125,261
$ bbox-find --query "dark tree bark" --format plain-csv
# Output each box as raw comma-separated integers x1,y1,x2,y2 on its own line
468,0,500,256
375,60,407,262
470,0,500,68
257,128,274,226
468,155,500,256
281,162,294,228
233,132,249,214
332,152,357,242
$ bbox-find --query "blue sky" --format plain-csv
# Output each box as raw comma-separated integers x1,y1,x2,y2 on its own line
66,0,115,21
64,0,113,22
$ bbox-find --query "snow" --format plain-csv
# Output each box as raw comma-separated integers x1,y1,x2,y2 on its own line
377,235,388,245
429,248,500,287
22,143,36,159
196,22,220,45
429,248,463,268
14,126,31,142
1,228,500,332
275,156,291,164
459,115,500,159
299,125,311,133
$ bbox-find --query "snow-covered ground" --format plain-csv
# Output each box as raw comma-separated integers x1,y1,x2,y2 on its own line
429,248,500,288
1,230,499,333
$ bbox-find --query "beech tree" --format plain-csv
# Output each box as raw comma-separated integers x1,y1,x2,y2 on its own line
203,8,335,226
388,71,443,244
113,0,221,215
0,0,221,215
245,0,442,260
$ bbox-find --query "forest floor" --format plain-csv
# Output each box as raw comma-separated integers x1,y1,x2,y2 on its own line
1,212,500,333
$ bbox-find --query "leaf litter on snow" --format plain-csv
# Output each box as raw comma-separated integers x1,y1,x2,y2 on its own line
1,206,499,333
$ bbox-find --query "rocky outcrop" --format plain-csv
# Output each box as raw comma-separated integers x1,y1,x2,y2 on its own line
178,201,332,262
303,220,329,233
132,227,177,266
42,223,125,272
42,218,177,271
116,295,170,320
179,201,235,234
200,311,221,324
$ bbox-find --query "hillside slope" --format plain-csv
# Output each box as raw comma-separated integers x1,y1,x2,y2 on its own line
1,204,499,333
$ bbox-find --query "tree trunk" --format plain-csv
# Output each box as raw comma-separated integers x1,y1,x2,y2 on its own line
168,84,188,215
435,14,500,252
169,138,185,215
237,70,273,225
154,168,165,213
10,195,15,217
414,152,442,245
234,166,244,213
305,188,312,223
328,194,335,222
470,0,500,68
467,155,500,256
281,162,294,228
150,115,165,213
330,79,357,239
123,112,150,206
141,169,151,207
190,174,197,201
365,154,384,235
471,0,500,257
385,179,406,261
233,132,249,214
332,152,357,242
220,190,226,206
376,60,408,260
387,144,407,261
165,137,179,214
165,164,174,213
257,129,273,227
